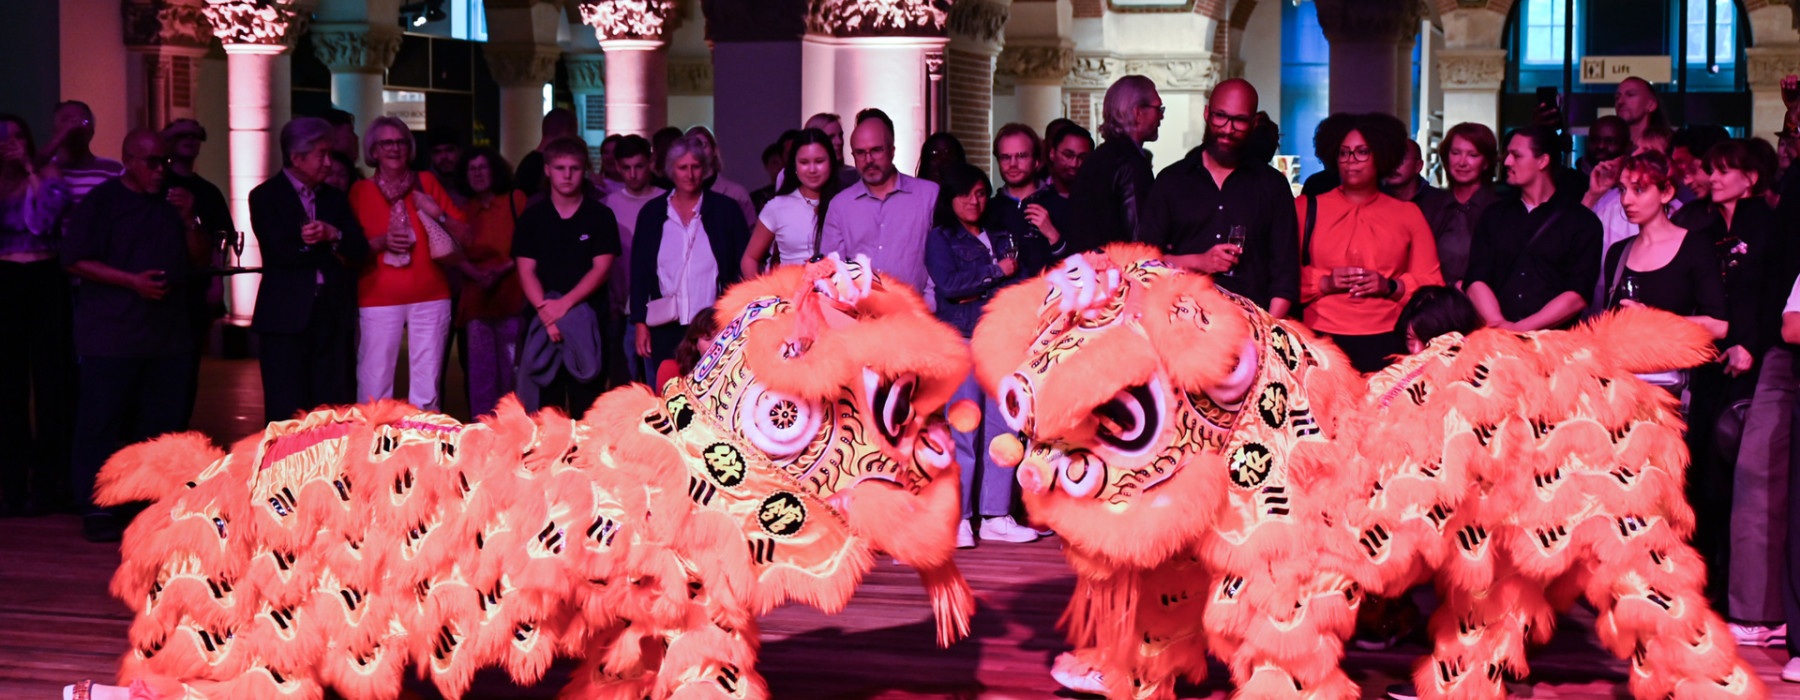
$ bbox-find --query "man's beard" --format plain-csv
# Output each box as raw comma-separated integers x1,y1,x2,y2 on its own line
1205,128,1243,166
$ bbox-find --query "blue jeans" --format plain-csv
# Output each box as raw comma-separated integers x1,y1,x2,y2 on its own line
951,374,1016,520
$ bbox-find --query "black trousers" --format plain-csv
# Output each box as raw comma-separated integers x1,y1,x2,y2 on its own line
258,307,357,424
539,368,603,420
0,259,77,508
71,354,194,511
1321,330,1406,374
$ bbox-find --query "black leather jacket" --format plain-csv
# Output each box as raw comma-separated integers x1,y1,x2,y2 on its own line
1067,136,1153,255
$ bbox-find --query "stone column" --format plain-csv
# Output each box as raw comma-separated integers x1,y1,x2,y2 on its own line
311,23,402,132
484,43,562,165
566,52,607,142
1748,46,1800,142
1314,0,1422,117
997,43,1075,134
1437,48,1505,134
802,0,952,175
579,0,678,139
946,0,1009,173
203,0,299,326
122,0,214,129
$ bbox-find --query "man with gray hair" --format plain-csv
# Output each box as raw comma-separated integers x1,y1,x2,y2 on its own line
249,116,369,425
1068,75,1163,254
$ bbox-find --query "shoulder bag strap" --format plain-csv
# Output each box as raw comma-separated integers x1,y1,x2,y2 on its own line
1300,194,1318,267
1605,236,1636,307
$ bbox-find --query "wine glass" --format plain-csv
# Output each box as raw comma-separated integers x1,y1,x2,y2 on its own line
1618,275,1642,306
1222,225,1247,276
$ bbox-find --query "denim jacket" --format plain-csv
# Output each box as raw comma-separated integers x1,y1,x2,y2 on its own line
926,223,1014,337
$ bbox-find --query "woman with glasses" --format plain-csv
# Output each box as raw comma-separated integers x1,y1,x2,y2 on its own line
1297,113,1443,374
348,116,469,412
924,162,1036,548
0,114,73,517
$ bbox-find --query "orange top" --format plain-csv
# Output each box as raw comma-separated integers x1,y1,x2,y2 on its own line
1296,189,1443,336
350,171,466,308
456,191,528,324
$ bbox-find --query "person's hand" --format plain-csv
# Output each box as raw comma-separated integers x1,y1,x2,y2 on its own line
1023,204,1060,245
1783,75,1800,111
1534,102,1563,129
996,258,1019,277
166,187,195,221
1617,299,1645,309
1723,345,1755,376
1349,270,1391,298
1590,158,1622,195
538,297,569,326
0,139,27,168
412,190,444,222
387,224,416,250
1327,267,1362,295
545,321,563,344
1198,243,1241,274
300,221,329,245
132,270,169,300
635,323,653,357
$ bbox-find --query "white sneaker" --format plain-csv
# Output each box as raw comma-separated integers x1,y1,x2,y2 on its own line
979,515,1041,543
1051,652,1107,695
1784,657,1800,683
956,520,976,549
1730,622,1786,647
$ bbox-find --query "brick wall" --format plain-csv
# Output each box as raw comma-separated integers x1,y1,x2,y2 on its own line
1068,90,1095,133
948,47,997,175
1073,0,1104,18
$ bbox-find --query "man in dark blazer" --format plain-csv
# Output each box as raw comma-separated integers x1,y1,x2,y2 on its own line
251,117,369,423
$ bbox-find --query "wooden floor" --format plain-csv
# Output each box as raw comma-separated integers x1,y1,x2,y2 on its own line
4,357,1799,699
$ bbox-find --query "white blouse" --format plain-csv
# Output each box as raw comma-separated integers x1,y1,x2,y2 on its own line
756,189,822,266
656,194,722,327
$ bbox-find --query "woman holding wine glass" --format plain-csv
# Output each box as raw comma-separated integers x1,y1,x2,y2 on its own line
1297,113,1443,374
1598,151,1727,342
924,163,1036,548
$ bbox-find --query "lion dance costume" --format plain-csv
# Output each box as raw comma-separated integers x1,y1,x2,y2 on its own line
970,246,1763,700
93,257,975,700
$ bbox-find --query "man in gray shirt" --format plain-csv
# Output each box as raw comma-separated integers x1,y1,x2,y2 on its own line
819,109,939,294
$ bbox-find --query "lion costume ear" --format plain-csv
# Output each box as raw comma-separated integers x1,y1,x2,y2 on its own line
1137,271,1251,397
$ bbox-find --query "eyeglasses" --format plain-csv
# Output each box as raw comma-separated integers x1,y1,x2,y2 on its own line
374,138,409,152
1338,147,1372,163
1207,108,1255,131
851,147,888,161
1141,103,1167,117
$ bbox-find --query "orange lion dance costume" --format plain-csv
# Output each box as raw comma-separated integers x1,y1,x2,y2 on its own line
970,245,1762,700
94,256,975,700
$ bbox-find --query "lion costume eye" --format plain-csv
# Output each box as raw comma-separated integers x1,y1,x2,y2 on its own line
1093,379,1164,455
865,370,919,446
738,384,822,460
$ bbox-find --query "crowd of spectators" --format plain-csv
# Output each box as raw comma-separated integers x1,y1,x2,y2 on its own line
13,76,1800,684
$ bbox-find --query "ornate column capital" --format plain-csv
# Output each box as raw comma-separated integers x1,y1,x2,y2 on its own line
123,0,214,50
485,43,563,87
565,53,607,92
579,0,680,42
806,0,951,38
1746,46,1800,88
311,23,403,74
996,44,1074,83
202,0,301,47
947,0,1009,45
1122,55,1224,93
1436,48,1507,90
